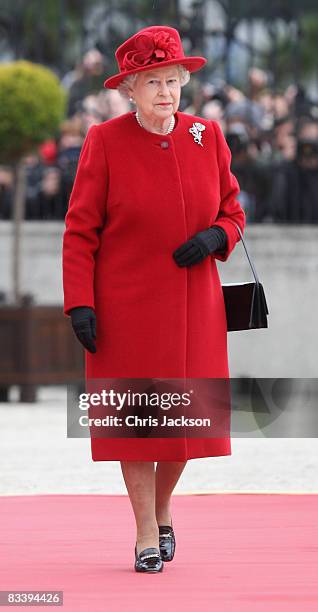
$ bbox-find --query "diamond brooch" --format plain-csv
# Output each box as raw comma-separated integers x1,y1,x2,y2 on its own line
189,122,206,146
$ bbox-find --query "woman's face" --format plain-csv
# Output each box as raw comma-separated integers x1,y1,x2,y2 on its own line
128,65,181,121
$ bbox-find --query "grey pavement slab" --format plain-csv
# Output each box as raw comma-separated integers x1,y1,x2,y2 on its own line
1,386,317,495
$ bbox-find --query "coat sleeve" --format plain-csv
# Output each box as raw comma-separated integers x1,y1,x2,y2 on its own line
62,124,108,316
210,120,246,262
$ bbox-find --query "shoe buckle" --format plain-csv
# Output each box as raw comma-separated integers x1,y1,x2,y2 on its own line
140,553,160,561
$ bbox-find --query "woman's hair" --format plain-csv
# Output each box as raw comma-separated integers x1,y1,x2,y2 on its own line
117,64,190,99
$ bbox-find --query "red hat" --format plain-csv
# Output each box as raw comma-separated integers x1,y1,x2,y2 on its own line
104,25,207,89
39,139,57,165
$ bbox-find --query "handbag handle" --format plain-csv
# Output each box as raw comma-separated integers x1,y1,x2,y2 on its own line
233,223,260,285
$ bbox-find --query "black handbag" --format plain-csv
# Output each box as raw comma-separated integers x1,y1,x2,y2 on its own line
222,223,269,332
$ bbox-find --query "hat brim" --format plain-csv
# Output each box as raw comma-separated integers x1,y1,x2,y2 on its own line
103,56,207,89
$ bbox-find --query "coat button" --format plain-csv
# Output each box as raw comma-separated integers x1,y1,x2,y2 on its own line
160,141,169,149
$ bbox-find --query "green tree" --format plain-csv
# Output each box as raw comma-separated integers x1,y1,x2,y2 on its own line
0,60,66,304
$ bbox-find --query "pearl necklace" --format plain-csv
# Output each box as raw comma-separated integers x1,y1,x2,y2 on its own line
135,111,175,134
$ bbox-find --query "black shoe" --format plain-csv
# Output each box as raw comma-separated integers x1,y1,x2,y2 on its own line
134,545,163,573
159,523,176,562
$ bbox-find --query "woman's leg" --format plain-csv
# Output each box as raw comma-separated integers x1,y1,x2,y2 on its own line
155,461,187,525
120,460,159,554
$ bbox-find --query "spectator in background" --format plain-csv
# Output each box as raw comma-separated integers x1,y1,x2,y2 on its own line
247,67,269,103
272,94,290,120
288,84,316,118
24,153,44,219
39,140,58,166
76,94,104,132
24,152,64,220
223,97,271,164
223,83,245,104
269,116,318,222
224,98,266,135
225,122,272,222
97,89,131,120
182,78,207,114
57,117,84,215
75,90,132,131
64,49,106,117
199,81,229,128
272,115,296,162
0,166,13,219
201,99,224,126
38,166,64,219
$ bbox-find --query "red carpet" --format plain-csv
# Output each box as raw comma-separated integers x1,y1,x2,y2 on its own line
0,494,317,611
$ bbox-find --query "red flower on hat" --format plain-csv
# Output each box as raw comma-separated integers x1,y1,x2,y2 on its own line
122,31,178,71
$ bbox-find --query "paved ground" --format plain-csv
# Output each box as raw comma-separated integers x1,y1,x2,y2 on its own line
1,387,317,495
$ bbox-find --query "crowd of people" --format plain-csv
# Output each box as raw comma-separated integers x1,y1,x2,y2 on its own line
1,49,318,223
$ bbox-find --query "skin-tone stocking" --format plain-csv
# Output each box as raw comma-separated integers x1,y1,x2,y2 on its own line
120,459,187,553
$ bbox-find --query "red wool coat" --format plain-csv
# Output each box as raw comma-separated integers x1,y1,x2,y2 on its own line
62,110,246,461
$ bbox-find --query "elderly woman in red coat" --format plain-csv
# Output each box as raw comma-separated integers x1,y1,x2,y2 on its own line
62,25,245,573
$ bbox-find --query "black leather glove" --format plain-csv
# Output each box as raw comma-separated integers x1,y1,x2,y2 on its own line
70,306,96,353
173,226,227,267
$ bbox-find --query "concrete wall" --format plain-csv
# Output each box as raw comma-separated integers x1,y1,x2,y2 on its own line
1,222,317,378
